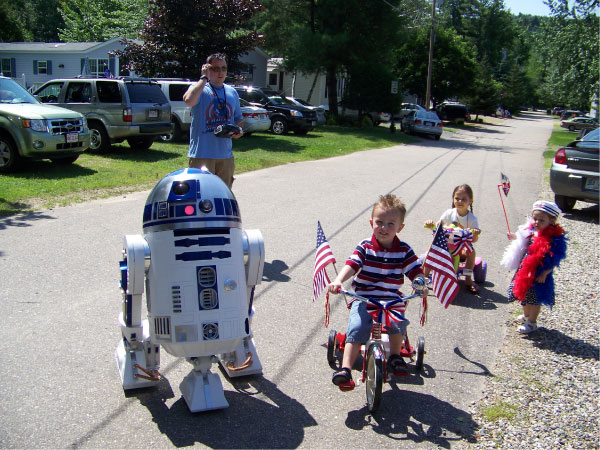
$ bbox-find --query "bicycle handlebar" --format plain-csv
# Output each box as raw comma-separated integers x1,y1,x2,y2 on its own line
338,288,423,304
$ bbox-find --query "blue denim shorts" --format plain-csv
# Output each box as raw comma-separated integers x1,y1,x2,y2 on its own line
345,300,410,343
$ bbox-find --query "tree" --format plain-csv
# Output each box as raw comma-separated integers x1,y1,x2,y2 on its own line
532,0,599,111
396,26,477,106
255,0,405,117
58,0,148,42
117,0,263,79
464,59,502,118
0,0,64,42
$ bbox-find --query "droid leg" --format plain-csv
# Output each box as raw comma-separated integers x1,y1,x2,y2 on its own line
115,319,161,389
180,356,229,411
218,305,263,377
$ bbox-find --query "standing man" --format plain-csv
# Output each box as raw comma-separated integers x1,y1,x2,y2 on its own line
183,53,243,187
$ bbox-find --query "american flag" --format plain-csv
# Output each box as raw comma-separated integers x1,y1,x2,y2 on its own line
313,221,336,302
500,173,511,196
423,225,459,308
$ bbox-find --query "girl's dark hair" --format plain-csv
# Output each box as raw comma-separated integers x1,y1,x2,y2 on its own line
452,184,474,213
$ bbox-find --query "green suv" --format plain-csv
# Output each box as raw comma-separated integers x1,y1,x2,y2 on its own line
34,77,172,152
0,76,89,173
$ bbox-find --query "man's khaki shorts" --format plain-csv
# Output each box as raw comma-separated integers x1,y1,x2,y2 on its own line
188,157,235,188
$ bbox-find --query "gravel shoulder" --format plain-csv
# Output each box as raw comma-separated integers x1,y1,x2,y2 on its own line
460,179,600,449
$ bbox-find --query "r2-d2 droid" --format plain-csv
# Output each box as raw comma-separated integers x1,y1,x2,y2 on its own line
115,168,265,412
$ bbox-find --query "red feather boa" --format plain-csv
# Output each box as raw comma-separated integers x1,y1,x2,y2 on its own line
512,224,565,300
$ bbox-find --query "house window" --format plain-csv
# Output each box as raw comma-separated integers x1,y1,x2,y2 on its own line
89,58,109,77
1,59,12,77
269,73,277,86
37,60,48,74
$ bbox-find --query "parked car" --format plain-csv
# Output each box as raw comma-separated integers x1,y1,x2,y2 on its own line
560,116,599,132
392,103,426,122
233,86,317,135
284,97,327,125
154,79,193,142
560,109,585,121
549,127,599,212
318,102,387,126
401,110,443,140
0,76,89,173
34,77,172,152
239,98,270,135
435,102,470,123
552,106,566,116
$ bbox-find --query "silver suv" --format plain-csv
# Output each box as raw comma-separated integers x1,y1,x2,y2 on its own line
0,76,89,173
154,79,193,142
33,77,172,152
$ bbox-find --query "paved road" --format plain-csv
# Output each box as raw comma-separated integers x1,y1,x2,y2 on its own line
0,112,553,449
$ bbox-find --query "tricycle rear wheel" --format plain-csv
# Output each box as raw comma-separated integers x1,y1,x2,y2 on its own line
415,336,425,372
327,329,338,367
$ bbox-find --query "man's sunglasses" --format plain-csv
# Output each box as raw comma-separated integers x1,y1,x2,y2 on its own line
210,66,228,72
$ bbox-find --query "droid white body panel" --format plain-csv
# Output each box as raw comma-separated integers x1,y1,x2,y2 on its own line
115,168,264,412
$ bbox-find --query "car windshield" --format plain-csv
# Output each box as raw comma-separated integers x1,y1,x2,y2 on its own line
582,128,599,141
125,83,167,103
419,111,440,120
0,78,38,104
266,95,291,105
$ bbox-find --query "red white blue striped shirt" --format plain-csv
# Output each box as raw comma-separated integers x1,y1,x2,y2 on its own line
347,234,423,300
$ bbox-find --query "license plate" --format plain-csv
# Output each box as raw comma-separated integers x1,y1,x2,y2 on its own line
425,121,434,126
148,109,158,118
311,121,317,126
66,133,78,143
584,178,599,191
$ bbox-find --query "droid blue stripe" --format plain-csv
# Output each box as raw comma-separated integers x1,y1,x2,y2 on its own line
143,216,241,228
143,204,152,222
215,198,224,215
224,198,233,216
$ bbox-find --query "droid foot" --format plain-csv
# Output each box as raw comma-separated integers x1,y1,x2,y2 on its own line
180,370,229,412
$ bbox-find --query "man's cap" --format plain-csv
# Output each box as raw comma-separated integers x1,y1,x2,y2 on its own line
532,200,561,218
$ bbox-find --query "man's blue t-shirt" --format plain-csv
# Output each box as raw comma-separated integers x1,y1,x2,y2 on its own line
188,83,242,159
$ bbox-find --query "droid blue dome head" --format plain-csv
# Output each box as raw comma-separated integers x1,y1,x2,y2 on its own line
142,168,241,232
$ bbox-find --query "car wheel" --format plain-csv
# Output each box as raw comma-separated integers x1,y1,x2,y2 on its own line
271,118,288,135
0,134,22,173
127,136,155,151
50,155,79,165
435,135,441,140
554,195,576,212
294,129,309,135
88,122,110,152
568,125,575,132
159,120,182,143
243,132,252,137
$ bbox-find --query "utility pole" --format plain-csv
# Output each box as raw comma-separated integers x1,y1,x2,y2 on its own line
425,0,436,110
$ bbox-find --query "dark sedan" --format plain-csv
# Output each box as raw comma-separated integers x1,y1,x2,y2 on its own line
550,127,599,211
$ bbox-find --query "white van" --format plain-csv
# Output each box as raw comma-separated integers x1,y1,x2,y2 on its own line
154,79,193,142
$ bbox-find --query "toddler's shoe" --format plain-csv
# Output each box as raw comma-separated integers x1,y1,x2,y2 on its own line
387,354,409,376
517,320,538,334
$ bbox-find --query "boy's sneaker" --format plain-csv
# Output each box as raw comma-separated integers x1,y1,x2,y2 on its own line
517,320,538,334
332,368,354,391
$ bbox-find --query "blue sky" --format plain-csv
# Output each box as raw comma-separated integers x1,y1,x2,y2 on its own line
503,0,551,16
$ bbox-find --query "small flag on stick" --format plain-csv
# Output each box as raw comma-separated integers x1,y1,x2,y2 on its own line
498,173,512,234
313,221,336,302
423,226,459,309
500,172,511,196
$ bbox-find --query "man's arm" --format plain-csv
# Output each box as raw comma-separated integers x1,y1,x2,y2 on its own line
183,63,210,106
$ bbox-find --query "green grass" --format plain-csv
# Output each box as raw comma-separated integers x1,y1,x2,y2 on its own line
0,125,415,217
545,124,578,169
481,401,518,422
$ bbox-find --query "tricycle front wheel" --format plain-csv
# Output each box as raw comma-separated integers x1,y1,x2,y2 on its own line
327,329,339,367
365,343,384,412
